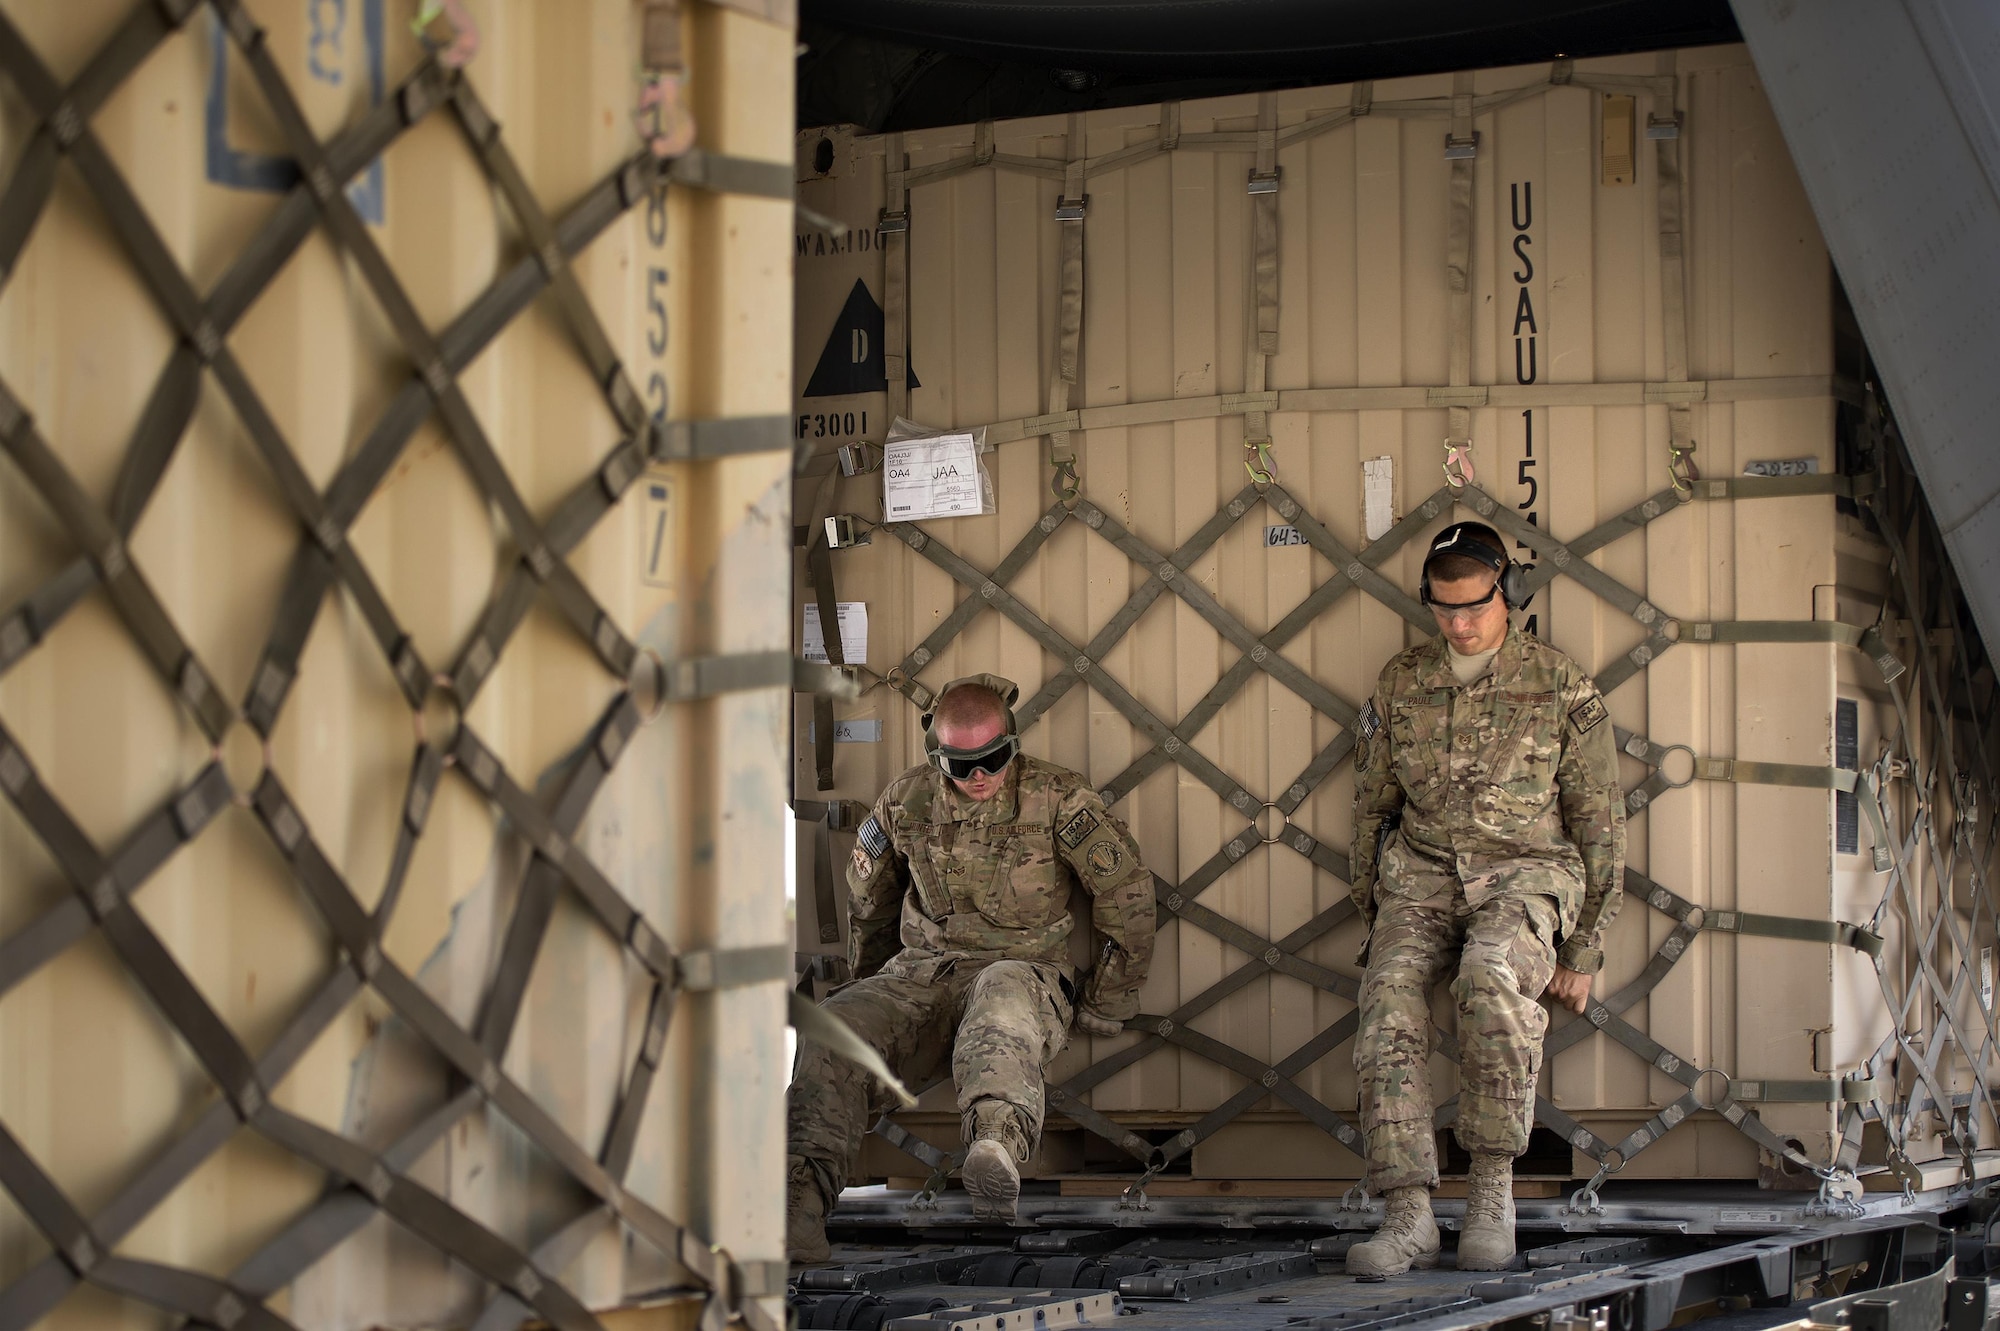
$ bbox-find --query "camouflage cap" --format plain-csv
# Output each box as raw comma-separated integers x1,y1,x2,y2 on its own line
921,673,1021,737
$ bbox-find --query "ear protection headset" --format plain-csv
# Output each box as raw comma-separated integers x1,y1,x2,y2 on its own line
1419,521,1531,611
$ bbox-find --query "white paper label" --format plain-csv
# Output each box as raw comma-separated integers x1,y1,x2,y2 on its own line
883,433,982,520
1743,457,1820,477
808,721,883,743
803,602,868,665
1364,456,1395,540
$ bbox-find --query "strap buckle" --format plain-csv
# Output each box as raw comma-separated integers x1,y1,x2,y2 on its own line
1244,436,1276,486
634,71,696,159
412,0,479,68
1246,168,1282,195
1051,457,1080,504
877,209,910,235
836,441,881,477
1669,443,1700,499
1055,195,1089,221
823,514,870,550
1442,440,1474,489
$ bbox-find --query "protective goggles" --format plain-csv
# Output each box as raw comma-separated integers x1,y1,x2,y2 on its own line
930,733,1019,781
1426,581,1502,616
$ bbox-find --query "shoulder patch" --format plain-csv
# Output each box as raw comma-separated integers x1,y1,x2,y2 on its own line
857,816,890,858
1058,808,1099,850
1086,840,1124,877
1357,699,1381,742
1568,695,1608,735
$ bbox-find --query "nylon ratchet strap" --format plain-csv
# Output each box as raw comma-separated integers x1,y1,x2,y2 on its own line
793,798,866,947
1651,52,1697,495
881,132,910,425
1047,115,1086,502
1680,618,1907,681
1242,93,1279,484
1442,71,1476,488
806,534,845,791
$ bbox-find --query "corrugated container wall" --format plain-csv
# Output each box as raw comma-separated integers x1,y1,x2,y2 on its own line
0,1,794,1328
792,45,2000,1189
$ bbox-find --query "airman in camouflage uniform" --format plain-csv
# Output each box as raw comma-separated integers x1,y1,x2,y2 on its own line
787,675,1156,1262
1348,522,1625,1275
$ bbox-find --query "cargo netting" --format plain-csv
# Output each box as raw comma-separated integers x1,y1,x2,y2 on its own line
0,4,800,1329
797,63,1999,1215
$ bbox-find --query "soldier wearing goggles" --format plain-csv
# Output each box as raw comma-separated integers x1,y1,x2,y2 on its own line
786,675,1156,1262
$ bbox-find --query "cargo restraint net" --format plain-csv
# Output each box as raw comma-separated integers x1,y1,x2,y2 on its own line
793,53,2000,1207
0,2,810,1329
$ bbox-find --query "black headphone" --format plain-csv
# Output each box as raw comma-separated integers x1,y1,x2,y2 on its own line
1419,521,1531,611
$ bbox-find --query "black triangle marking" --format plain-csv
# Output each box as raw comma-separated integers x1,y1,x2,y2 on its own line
803,279,919,398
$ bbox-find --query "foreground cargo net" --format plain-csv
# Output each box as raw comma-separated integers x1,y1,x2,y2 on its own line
807,420,1995,1213
0,4,797,1329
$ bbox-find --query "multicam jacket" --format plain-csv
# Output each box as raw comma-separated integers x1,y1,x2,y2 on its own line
845,755,1157,1018
1351,625,1626,973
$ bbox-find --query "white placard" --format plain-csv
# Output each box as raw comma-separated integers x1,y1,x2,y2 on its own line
803,602,868,665
1364,456,1396,540
883,433,983,520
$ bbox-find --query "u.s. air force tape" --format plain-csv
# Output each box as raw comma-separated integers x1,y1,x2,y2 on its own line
1357,699,1381,742
858,816,890,858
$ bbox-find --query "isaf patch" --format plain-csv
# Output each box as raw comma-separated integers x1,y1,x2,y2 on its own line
1568,695,1608,736
1357,699,1381,743
1058,809,1100,850
1087,840,1124,877
857,816,890,858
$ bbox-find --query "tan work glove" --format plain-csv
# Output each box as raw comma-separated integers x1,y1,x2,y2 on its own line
1075,1005,1124,1037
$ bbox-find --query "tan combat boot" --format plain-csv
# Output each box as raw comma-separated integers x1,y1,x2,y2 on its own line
962,1140,1021,1221
1346,1186,1441,1276
786,1157,832,1265
1456,1152,1517,1270
961,1101,1026,1222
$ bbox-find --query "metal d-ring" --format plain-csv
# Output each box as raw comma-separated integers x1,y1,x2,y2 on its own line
1656,743,1697,789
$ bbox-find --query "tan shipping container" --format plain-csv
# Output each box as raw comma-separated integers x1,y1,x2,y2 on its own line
791,45,1999,1193
0,1,794,1328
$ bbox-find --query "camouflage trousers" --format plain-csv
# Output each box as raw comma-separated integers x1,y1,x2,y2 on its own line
787,956,1072,1206
1355,884,1559,1192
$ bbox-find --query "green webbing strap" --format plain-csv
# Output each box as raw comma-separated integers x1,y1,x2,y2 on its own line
804,533,846,792
791,799,865,947
1694,473,1874,501
1731,1076,1879,1104
1682,619,1907,681
1704,910,1885,958
1693,757,1859,791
